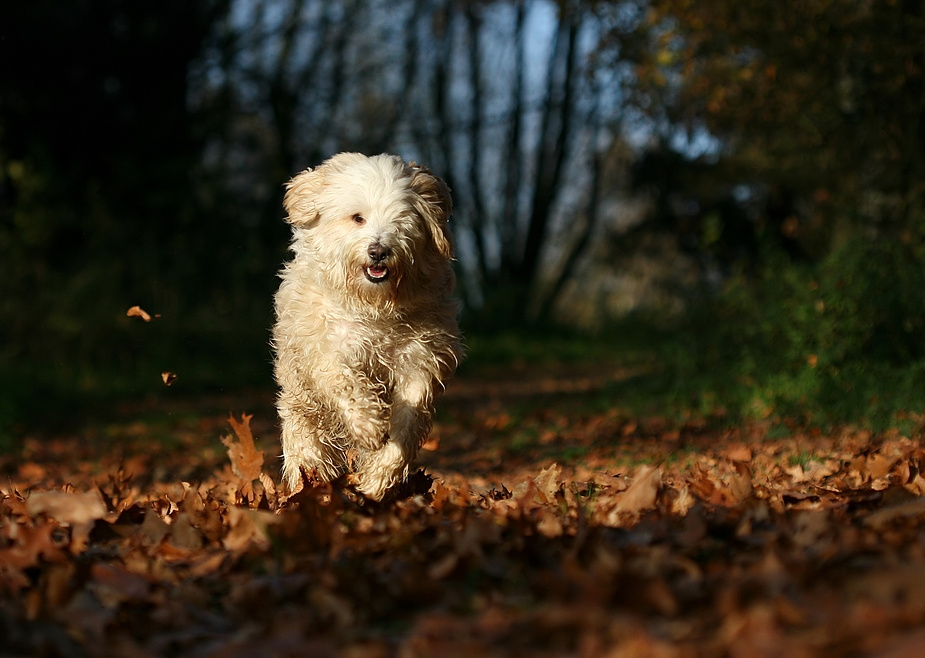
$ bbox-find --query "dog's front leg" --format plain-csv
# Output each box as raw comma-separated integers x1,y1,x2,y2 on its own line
354,373,433,500
327,368,390,452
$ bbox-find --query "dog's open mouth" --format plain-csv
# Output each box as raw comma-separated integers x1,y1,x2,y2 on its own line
364,265,390,283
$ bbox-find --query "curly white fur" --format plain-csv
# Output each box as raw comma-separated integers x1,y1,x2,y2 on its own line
272,153,462,500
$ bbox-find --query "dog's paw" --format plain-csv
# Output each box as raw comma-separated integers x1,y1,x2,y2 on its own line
353,442,407,501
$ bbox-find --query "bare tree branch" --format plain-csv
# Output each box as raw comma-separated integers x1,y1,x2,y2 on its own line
516,15,580,303
499,0,526,279
463,2,490,284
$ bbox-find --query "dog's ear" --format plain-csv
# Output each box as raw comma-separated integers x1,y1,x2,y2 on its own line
409,164,453,259
283,167,325,226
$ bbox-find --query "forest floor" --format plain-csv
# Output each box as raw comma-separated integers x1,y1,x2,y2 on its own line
3,358,925,657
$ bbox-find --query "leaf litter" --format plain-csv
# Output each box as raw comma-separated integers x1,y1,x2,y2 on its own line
2,387,925,656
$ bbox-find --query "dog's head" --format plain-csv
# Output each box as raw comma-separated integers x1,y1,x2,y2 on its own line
283,153,454,310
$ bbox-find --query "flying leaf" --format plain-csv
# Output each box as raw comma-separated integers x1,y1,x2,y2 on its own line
222,413,266,503
126,305,155,322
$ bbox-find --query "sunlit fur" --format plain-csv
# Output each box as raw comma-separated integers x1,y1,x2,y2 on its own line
273,152,462,500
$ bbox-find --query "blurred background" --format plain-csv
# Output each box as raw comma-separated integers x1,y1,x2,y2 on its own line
1,0,924,437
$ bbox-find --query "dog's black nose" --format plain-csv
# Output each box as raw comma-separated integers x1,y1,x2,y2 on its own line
368,243,391,262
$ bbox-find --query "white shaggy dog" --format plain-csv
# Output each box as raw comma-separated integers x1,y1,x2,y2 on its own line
273,152,462,500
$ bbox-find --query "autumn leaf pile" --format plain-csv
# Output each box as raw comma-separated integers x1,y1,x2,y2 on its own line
4,387,925,656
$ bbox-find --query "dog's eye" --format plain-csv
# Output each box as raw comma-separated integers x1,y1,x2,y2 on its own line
352,213,365,225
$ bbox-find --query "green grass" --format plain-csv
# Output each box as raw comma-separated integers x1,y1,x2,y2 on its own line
461,311,925,438
5,299,925,452
0,324,274,448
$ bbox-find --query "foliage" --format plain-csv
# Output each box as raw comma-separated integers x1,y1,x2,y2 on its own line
5,382,925,654
0,1,274,382
620,0,925,261
664,237,925,427
630,0,925,211
595,0,925,428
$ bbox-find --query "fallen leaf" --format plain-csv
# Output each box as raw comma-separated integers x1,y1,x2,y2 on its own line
533,462,563,502
223,506,280,552
867,454,895,480
167,512,204,550
601,465,661,526
0,522,66,570
26,491,107,526
616,465,661,513
726,444,753,462
863,498,925,530
87,563,151,609
536,509,564,538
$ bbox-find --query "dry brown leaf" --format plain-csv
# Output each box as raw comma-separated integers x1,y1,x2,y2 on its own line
905,472,925,496
875,629,925,658
222,413,266,503
223,506,281,552
726,444,753,462
729,461,753,503
511,479,540,508
690,462,752,506
10,366,925,656
534,462,563,502
785,460,834,484
26,491,107,526
863,498,925,530
867,453,895,480
168,513,204,550
126,305,153,321
616,465,661,513
601,465,661,526
87,563,151,609
139,507,170,545
670,484,696,517
536,509,565,538
0,522,65,571
790,510,832,549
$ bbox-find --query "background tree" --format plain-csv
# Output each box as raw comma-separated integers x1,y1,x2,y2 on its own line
622,0,925,257
196,0,645,324
612,0,925,421
3,0,924,430
0,1,233,399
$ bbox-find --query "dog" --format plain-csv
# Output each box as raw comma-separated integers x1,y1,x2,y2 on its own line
272,152,462,500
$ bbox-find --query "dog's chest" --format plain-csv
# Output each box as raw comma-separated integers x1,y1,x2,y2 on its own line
327,317,413,375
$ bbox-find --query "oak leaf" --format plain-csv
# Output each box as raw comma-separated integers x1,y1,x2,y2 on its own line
222,413,265,503
223,506,281,553
26,491,107,526
602,465,661,526
26,491,108,554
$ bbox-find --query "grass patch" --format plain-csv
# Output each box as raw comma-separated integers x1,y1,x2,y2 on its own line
462,304,925,438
